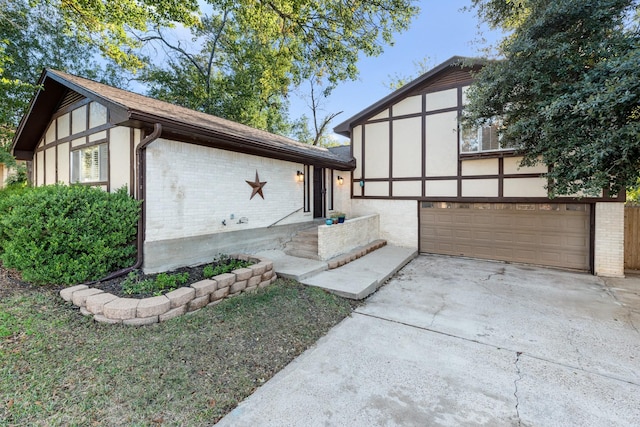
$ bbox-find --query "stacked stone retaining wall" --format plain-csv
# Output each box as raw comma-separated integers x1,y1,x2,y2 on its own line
60,255,276,325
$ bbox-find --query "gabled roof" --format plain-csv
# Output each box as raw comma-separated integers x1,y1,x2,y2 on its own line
12,69,355,170
333,56,486,137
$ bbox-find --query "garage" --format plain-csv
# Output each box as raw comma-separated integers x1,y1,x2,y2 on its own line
419,202,592,271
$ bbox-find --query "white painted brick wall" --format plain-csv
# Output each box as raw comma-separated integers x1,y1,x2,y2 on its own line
328,171,352,217
318,214,379,259
349,199,418,249
594,202,624,277
145,139,312,242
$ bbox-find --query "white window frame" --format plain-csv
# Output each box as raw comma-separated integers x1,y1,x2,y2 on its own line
70,143,108,183
460,117,511,154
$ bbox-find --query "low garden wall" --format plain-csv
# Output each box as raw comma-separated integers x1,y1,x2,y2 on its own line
60,254,277,325
317,214,380,260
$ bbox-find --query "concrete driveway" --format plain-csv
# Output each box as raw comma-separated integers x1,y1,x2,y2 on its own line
216,255,640,426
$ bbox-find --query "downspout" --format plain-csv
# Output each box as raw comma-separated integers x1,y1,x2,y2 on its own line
81,123,162,285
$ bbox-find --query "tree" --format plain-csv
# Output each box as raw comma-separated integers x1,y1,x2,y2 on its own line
138,0,418,135
40,0,200,70
384,56,433,91
465,0,640,197
0,0,125,147
293,78,342,146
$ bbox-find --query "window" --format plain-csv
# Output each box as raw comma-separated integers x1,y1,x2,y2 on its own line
461,117,513,153
71,144,108,183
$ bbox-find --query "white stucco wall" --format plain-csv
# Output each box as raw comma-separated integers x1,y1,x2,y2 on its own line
595,202,625,277
349,198,418,249
144,138,316,242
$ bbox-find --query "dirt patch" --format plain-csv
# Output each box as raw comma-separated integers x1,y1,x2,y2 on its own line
0,265,45,298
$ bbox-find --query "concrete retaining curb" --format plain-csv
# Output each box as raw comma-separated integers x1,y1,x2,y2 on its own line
60,254,277,325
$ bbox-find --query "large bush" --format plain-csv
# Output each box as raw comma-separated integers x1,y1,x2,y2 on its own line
0,184,141,285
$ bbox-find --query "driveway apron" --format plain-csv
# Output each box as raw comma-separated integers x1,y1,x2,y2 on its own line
215,255,640,427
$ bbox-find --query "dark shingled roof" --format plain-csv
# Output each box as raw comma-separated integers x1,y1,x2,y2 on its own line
328,145,352,162
12,69,355,170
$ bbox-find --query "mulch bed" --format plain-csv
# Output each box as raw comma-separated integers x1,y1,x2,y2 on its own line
92,264,211,298
0,260,237,299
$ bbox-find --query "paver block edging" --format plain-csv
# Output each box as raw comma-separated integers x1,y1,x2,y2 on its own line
57,254,273,326
60,285,88,302
72,288,104,307
137,295,171,318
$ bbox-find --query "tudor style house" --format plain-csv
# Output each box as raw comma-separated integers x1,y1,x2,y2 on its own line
334,56,624,277
11,69,354,273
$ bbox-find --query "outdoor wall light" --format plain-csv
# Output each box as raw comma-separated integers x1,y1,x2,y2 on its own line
296,170,304,182
337,176,344,185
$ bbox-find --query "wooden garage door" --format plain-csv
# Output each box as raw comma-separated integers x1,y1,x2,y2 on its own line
420,202,591,270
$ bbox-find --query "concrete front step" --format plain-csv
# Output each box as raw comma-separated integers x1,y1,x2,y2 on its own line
300,246,418,300
285,226,320,260
285,249,321,261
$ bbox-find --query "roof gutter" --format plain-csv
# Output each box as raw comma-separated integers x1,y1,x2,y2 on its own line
81,123,162,285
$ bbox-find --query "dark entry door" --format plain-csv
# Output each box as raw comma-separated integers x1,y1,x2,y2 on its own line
313,168,325,218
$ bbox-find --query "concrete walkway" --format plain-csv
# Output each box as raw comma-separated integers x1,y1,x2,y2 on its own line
255,245,417,299
215,255,640,427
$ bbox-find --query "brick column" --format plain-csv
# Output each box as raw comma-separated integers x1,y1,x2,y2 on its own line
594,202,625,277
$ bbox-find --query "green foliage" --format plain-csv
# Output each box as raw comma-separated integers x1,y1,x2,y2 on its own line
141,0,418,135
122,271,190,296
0,0,127,143
203,258,254,279
38,0,200,70
466,0,640,197
0,185,141,285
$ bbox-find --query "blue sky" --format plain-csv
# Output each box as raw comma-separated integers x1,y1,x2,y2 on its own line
290,0,504,142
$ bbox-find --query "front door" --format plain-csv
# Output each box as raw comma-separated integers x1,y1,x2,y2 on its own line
313,168,325,218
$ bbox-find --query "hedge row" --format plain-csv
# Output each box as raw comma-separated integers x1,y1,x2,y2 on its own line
0,184,141,285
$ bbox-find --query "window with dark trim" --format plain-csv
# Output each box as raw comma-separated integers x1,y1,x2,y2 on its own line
461,117,514,153
71,143,108,183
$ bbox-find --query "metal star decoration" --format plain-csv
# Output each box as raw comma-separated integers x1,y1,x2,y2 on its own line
246,170,267,200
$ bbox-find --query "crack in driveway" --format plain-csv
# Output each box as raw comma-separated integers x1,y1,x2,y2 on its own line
514,351,523,427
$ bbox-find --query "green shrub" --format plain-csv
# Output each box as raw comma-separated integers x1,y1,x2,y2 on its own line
0,184,141,285
203,257,254,278
122,271,189,296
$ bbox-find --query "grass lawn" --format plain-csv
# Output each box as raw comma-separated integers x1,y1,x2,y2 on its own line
0,278,356,426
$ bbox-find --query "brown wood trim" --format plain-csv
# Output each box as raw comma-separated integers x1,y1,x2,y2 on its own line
353,195,620,203
457,88,462,198
350,132,354,200
389,106,393,197
457,173,545,180
106,128,111,192
329,169,334,211
360,125,365,197
419,80,474,95
421,93,426,198
589,203,596,274
358,173,544,183
55,117,59,183
498,157,504,198
130,128,135,197
460,150,520,159
50,98,91,123
73,180,108,187
68,138,108,151
43,144,46,185
362,105,461,127
34,123,115,152
416,200,421,251
304,164,311,213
